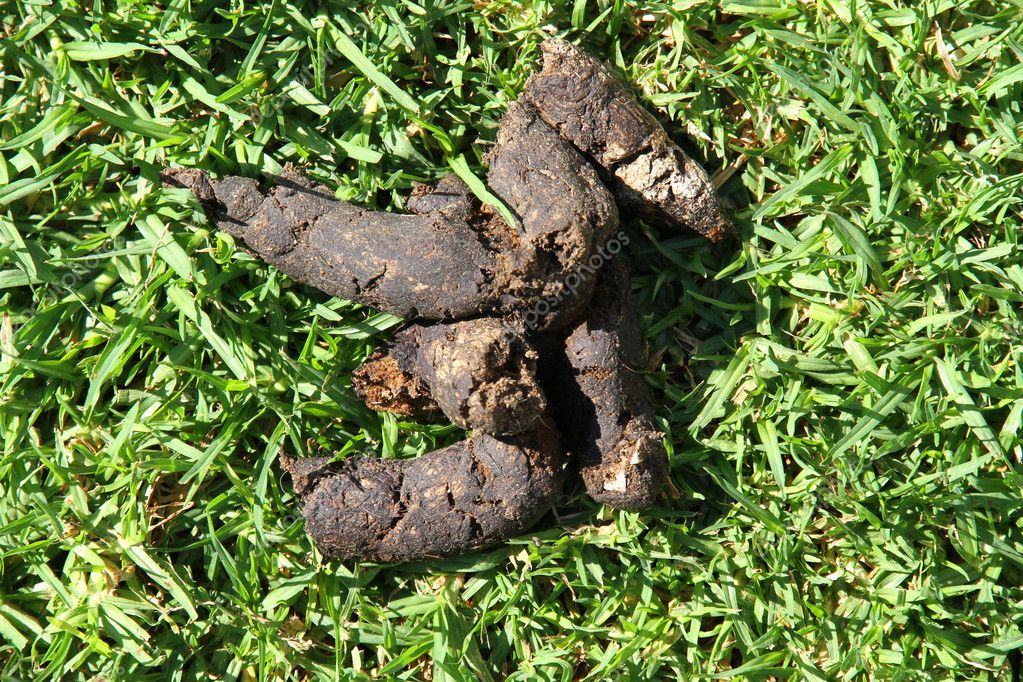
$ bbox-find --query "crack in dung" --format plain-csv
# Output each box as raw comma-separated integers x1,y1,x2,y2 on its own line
380,467,406,542
362,263,387,294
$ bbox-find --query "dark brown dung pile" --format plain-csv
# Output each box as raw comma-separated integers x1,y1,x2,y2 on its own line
166,38,728,562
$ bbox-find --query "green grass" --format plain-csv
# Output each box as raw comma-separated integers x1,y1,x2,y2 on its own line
2,0,1023,679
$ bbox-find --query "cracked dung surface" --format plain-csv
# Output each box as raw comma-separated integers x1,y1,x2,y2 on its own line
169,37,727,562
523,38,730,242
546,260,668,510
166,100,619,332
281,419,562,562
353,318,546,436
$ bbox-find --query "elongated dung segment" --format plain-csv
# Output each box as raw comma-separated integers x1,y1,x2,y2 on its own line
487,101,619,329
282,420,563,562
353,319,546,436
163,167,498,320
167,106,619,329
523,38,730,242
551,260,668,510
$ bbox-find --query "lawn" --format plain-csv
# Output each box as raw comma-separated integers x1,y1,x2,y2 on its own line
2,0,1023,679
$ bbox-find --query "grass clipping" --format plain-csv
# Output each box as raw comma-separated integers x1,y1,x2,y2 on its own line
165,38,729,562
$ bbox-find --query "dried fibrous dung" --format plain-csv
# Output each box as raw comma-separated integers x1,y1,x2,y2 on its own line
174,38,727,562
354,319,545,436
351,348,441,419
163,99,618,331
280,419,562,562
523,38,730,242
549,260,668,510
162,167,498,320
485,100,620,329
